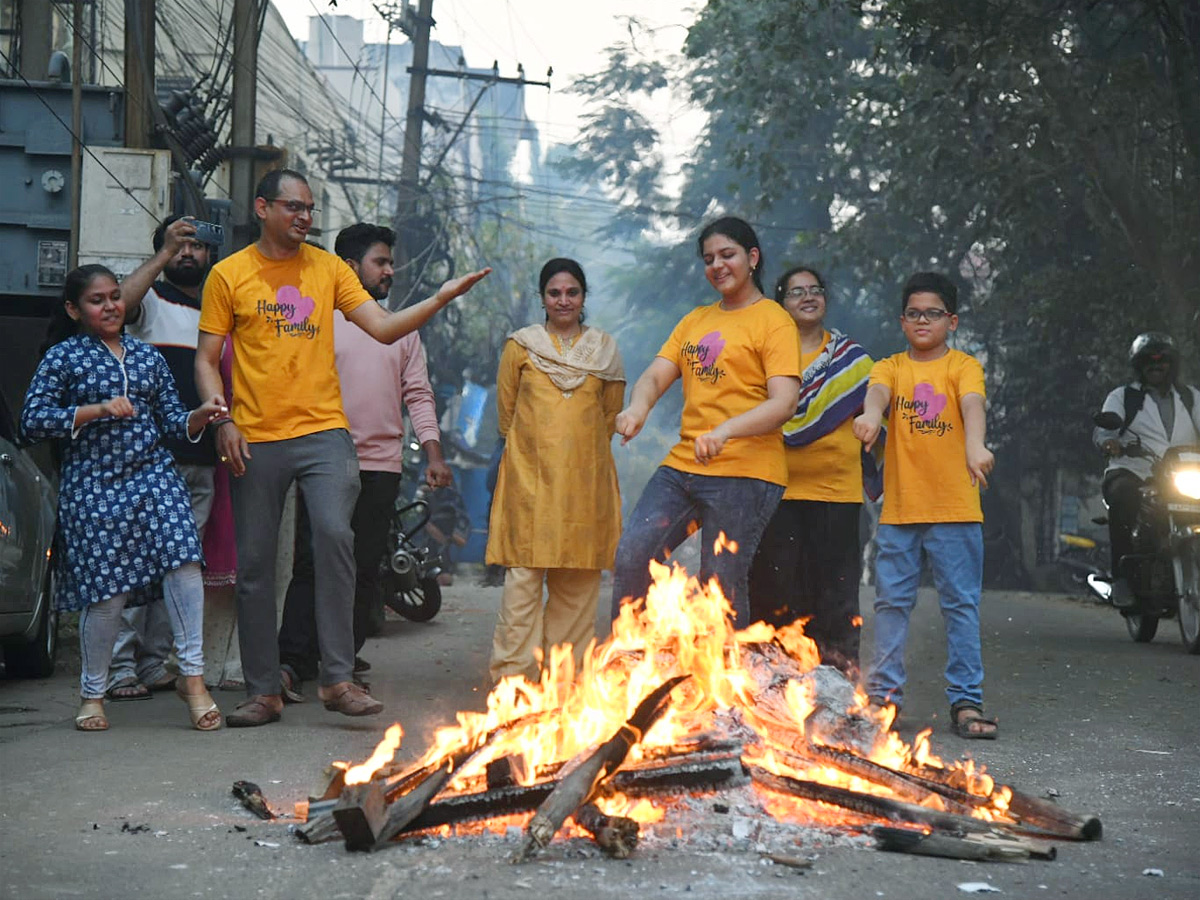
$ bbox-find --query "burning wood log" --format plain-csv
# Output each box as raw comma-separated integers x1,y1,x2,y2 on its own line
765,743,981,817
515,674,691,862
400,746,744,834
748,766,1006,837
332,781,388,852
573,803,639,858
1003,788,1102,841
873,825,1057,862
903,764,1102,841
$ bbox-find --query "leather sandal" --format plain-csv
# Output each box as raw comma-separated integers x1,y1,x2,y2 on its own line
319,681,383,717
950,700,998,740
75,699,109,732
105,678,151,702
177,683,223,731
226,694,283,728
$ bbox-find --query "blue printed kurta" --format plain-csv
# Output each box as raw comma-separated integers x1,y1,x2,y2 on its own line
20,334,203,611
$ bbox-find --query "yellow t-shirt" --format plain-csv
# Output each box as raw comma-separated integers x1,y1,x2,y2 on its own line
658,298,801,485
198,243,372,442
784,332,864,503
870,349,986,524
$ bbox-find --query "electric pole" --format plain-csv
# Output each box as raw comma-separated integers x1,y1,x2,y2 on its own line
68,0,83,269
392,0,434,302
123,0,155,149
230,0,260,250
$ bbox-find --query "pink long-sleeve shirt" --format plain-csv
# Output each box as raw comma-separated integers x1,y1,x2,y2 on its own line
334,310,441,473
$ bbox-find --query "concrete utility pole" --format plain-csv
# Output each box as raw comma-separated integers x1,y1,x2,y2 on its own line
123,0,155,149
392,0,434,301
230,0,260,250
17,0,52,80
68,0,83,269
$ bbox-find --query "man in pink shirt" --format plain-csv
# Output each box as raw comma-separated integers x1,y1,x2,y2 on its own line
278,224,451,690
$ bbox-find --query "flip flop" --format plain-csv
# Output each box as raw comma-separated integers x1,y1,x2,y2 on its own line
105,678,151,702
75,699,109,732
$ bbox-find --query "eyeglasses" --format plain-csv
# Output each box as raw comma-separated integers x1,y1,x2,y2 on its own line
903,308,950,322
783,285,826,299
267,199,319,215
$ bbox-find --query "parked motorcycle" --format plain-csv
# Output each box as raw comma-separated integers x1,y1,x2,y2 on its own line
378,495,444,623
1087,411,1200,652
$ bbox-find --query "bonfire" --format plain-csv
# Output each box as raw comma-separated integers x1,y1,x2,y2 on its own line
294,547,1100,861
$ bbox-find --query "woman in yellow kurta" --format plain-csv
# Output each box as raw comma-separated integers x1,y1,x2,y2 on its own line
486,258,625,683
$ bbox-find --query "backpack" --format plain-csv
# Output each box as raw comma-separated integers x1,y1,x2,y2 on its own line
1121,384,1197,434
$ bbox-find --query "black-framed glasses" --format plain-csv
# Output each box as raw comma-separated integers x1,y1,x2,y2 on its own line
903,308,950,322
783,285,826,299
267,199,319,215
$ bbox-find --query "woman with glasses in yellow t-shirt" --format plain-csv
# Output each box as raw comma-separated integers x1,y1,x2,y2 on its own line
747,266,876,676
610,217,802,626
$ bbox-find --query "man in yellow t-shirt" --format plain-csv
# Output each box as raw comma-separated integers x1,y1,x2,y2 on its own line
195,169,489,727
853,272,998,740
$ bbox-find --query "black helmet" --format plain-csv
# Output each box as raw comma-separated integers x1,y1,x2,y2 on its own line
1129,332,1178,378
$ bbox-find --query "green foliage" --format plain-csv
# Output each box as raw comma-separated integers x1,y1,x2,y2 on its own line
566,0,1200,483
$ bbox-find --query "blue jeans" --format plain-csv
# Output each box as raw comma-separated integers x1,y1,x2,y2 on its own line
79,564,206,699
611,467,784,626
865,522,984,709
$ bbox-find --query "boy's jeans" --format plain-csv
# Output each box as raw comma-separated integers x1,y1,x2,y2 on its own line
865,522,984,709
610,466,784,627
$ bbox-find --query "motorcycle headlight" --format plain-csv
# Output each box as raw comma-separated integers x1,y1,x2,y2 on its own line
1173,467,1200,500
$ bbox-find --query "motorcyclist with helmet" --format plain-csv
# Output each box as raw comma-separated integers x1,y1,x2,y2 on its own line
1094,332,1200,607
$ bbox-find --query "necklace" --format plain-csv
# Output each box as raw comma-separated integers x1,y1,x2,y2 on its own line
550,330,581,354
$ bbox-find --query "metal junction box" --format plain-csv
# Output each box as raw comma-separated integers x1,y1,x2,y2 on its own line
0,79,124,306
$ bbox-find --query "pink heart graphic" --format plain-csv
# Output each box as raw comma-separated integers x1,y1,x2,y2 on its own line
276,285,315,324
696,331,726,367
913,382,948,421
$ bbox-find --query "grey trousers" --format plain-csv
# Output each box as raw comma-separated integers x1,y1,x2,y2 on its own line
108,463,215,689
231,429,360,696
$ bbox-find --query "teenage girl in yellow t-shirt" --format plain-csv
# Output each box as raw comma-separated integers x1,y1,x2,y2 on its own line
610,217,802,626
747,266,875,676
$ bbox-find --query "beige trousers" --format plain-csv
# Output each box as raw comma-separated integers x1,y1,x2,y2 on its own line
489,567,602,684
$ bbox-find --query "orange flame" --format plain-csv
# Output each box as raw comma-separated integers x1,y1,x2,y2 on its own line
343,724,403,785
341,560,1012,829
713,531,739,555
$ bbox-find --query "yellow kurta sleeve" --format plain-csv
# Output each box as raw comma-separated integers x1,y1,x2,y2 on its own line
495,339,522,439
602,378,625,436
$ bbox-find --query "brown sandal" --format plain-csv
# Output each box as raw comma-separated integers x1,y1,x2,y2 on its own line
950,700,998,740
319,681,383,717
177,683,223,731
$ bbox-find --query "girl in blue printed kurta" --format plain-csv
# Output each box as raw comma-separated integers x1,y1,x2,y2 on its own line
21,265,227,733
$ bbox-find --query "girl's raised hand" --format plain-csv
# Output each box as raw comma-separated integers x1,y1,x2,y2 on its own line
102,396,136,418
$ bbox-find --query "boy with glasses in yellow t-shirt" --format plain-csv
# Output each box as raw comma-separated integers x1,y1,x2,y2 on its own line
852,272,998,739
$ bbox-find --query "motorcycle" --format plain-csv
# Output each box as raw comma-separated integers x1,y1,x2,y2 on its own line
1088,411,1200,652
378,494,444,623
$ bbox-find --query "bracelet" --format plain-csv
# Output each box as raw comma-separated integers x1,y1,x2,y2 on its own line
212,418,234,428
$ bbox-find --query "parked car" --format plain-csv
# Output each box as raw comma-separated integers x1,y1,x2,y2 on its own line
0,389,57,678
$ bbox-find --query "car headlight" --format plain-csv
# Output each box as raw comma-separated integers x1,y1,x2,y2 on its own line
1173,467,1200,500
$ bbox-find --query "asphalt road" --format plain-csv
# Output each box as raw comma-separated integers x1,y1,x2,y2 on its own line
1,577,1197,900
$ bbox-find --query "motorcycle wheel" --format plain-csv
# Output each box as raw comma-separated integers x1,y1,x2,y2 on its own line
1123,610,1159,643
385,574,442,623
1176,541,1200,654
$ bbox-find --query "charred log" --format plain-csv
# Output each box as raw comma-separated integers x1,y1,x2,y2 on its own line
516,675,691,862
573,803,639,858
